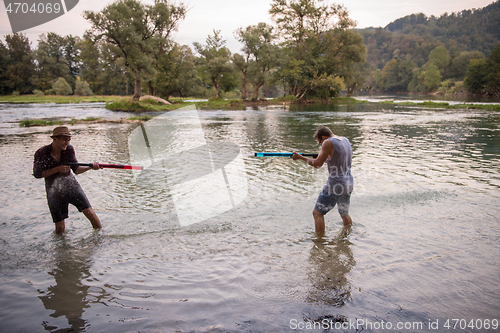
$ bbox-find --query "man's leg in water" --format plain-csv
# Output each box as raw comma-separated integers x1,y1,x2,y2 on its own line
55,220,65,234
313,209,325,236
82,207,102,230
341,214,352,227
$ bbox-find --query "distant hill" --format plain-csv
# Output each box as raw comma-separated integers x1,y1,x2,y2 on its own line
358,0,500,69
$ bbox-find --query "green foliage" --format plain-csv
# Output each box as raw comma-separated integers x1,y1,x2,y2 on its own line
35,33,77,92
449,51,485,79
269,0,364,100
377,58,415,92
106,100,150,112
235,22,278,100
428,46,449,72
52,77,73,95
19,119,63,127
423,63,442,91
84,0,187,100
484,44,500,96
464,44,500,96
359,1,500,93
154,43,202,99
74,80,93,96
128,115,153,121
194,30,233,98
383,1,500,54
33,89,45,96
105,99,188,112
3,33,36,94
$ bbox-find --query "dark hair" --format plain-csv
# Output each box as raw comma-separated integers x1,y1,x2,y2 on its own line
313,126,333,140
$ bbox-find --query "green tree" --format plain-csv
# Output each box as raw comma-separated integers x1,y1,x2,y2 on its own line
154,43,202,99
449,50,485,79
379,58,415,92
484,44,500,96
0,41,9,95
235,22,278,100
269,0,363,99
52,77,73,95
232,53,250,99
74,79,93,96
194,30,233,98
84,0,187,100
76,36,101,94
464,58,488,95
428,46,449,73
423,63,442,91
4,33,36,94
35,33,74,92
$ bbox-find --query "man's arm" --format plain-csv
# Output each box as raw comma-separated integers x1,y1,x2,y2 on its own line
74,163,100,175
41,165,71,178
292,139,333,168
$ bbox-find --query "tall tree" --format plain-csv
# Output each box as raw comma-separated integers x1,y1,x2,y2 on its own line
35,32,74,92
0,41,9,95
232,53,250,99
84,0,186,100
428,46,450,74
235,23,278,100
449,50,485,80
464,58,487,95
269,0,364,99
154,43,202,99
194,30,233,99
378,58,415,92
484,44,500,96
4,33,36,94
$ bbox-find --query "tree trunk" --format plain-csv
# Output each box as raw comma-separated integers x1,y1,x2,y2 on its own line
252,82,263,101
147,81,155,96
241,72,247,100
211,77,221,98
133,76,141,101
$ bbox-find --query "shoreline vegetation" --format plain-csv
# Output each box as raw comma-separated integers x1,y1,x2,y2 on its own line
2,94,499,128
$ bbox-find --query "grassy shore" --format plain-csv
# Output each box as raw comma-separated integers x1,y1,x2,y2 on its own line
0,95,126,104
377,100,500,111
19,116,154,127
2,94,499,113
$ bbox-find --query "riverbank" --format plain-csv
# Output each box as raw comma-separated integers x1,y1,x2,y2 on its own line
2,94,499,114
0,94,363,112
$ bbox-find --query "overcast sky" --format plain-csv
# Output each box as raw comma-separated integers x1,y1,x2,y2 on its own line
0,0,495,53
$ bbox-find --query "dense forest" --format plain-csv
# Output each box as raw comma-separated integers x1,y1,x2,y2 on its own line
359,0,500,95
0,0,499,99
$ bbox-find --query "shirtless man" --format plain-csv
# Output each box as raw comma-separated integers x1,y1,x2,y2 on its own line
33,126,102,234
292,126,353,236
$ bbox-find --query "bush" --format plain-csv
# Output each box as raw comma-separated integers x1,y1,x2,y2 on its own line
52,77,73,95
74,80,93,96
33,89,45,96
11,91,20,96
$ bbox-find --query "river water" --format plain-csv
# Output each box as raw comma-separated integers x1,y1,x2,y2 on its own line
0,101,499,332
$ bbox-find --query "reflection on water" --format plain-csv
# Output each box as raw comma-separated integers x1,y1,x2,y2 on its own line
0,102,499,332
39,234,103,332
307,229,355,307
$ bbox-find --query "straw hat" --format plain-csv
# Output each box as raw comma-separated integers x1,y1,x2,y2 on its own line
51,126,72,138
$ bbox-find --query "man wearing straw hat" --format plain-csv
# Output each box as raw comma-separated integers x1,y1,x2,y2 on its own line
33,126,102,234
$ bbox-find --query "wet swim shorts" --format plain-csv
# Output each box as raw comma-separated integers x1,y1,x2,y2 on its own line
46,181,91,223
314,190,351,216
